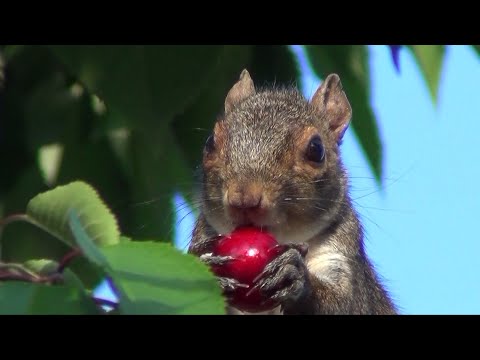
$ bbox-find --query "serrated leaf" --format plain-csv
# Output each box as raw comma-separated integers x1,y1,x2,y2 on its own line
1,165,71,264
26,181,120,248
101,241,226,314
55,139,132,237
305,45,383,184
68,209,110,268
45,46,225,241
0,282,98,314
408,45,445,103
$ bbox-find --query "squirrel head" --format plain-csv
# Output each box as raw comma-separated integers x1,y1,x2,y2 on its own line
201,69,353,244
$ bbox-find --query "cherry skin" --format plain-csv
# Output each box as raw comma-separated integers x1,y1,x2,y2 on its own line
210,226,285,313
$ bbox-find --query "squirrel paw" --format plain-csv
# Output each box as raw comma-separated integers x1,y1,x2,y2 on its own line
198,253,249,293
250,245,309,306
199,252,234,266
189,235,221,256
219,276,249,292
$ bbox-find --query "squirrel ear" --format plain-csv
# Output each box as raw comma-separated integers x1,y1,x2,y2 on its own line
311,74,352,142
225,69,256,114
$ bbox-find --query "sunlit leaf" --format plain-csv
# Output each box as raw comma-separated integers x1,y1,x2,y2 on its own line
101,241,225,314
68,209,110,268
408,45,445,104
26,181,120,247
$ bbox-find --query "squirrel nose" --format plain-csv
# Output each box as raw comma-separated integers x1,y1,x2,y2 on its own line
227,185,263,209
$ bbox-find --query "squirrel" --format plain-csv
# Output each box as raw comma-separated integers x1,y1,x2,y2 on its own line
188,69,397,315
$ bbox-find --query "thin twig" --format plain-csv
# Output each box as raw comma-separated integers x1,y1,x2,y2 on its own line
57,248,83,273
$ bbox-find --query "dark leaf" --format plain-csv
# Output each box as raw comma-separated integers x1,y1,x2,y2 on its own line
248,45,300,87
305,45,383,184
56,138,132,235
49,46,224,129
126,128,193,241
0,282,98,314
172,45,253,169
473,45,480,56
389,45,402,73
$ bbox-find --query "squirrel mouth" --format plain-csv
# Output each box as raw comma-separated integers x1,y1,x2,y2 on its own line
233,222,271,233
228,206,270,227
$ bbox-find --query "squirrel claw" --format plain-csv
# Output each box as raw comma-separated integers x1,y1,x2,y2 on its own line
199,253,235,266
219,277,249,292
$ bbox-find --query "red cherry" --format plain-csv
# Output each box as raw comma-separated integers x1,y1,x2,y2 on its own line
210,226,285,313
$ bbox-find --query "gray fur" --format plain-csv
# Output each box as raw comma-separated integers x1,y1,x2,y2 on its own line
189,70,397,315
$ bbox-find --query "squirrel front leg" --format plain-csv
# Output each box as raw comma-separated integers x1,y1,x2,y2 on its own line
189,214,250,294
253,242,397,315
190,221,352,315
189,216,396,315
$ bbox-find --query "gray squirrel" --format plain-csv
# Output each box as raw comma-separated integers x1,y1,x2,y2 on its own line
189,70,397,315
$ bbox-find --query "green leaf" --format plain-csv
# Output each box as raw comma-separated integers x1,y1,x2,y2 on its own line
123,129,193,241
408,45,445,104
305,45,383,184
0,282,98,314
0,51,4,88
49,46,224,129
68,209,109,268
0,47,57,198
173,45,253,169
101,241,226,314
1,165,71,264
170,45,253,221
23,259,58,275
473,45,480,56
23,64,91,155
45,46,229,241
26,181,120,248
119,236,131,243
2,220,103,290
248,45,300,86
55,139,132,236
172,45,299,210
23,259,87,291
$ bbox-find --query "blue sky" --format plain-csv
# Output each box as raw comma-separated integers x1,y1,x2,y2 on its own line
98,45,480,314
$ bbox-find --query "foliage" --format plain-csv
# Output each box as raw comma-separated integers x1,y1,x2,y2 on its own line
0,45,476,314
0,181,224,314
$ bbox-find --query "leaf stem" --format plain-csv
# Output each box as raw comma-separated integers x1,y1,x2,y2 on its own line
0,213,29,227
0,262,60,284
57,248,83,273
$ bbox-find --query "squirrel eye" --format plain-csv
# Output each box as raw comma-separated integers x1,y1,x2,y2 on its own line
305,135,325,164
205,134,215,153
